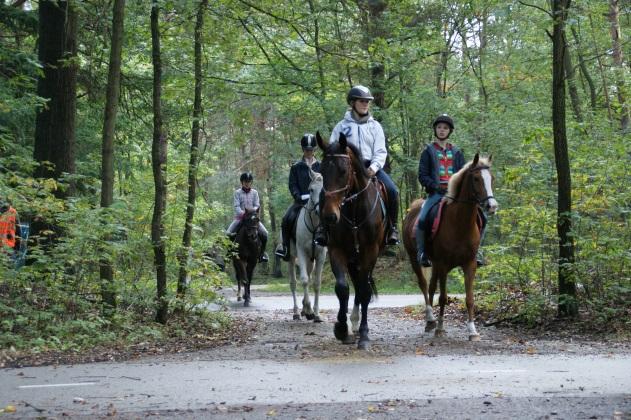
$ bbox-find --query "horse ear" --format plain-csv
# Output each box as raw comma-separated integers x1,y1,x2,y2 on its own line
316,131,327,150
488,154,493,165
338,132,347,149
473,153,480,166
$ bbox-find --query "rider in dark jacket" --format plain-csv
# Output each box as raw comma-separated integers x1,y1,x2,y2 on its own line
275,134,321,261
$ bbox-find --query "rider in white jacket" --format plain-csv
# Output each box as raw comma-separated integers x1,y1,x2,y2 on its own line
315,85,400,246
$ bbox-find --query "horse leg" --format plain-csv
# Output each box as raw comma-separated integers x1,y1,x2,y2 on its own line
463,261,480,341
434,267,448,337
414,265,437,332
244,261,255,307
299,254,314,320
234,259,243,301
356,274,372,350
289,254,300,320
331,253,354,344
312,252,325,323
350,295,360,334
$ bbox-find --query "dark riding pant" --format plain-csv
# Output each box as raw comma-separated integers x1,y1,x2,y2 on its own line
281,202,302,249
375,169,399,226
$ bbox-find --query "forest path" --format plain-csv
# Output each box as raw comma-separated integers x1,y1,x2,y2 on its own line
2,287,631,419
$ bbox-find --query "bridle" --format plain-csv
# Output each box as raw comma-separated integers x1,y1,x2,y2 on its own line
445,165,495,207
321,153,372,206
321,150,385,254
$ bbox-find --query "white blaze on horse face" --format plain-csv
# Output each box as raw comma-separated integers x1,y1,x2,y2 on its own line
481,169,498,214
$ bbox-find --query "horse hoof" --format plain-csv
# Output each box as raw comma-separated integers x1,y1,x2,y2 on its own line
425,321,437,332
244,300,250,307
434,329,445,337
334,322,349,341
342,335,356,345
293,314,301,320
237,296,242,302
469,334,481,342
357,340,370,350
305,313,315,321
313,315,323,323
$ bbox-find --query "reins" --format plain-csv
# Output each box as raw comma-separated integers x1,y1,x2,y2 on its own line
321,150,386,255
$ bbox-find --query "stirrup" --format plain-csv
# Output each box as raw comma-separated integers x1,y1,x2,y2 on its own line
417,252,432,267
259,253,269,263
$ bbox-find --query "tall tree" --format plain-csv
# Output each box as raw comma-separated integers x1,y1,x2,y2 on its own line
563,33,582,122
571,26,597,112
607,0,630,131
151,1,168,324
551,0,577,317
177,0,207,298
33,0,77,184
99,0,126,309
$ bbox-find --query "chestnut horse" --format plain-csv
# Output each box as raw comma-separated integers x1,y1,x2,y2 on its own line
316,131,387,350
402,154,498,340
232,209,261,306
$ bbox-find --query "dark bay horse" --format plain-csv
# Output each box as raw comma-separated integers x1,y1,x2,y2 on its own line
402,154,498,340
316,131,387,350
232,209,261,306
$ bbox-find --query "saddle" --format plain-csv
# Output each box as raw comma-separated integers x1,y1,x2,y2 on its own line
417,200,485,241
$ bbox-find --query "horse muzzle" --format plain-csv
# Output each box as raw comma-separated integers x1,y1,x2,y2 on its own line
486,198,499,215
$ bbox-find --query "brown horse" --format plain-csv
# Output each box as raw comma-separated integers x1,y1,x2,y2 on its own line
402,154,498,340
316,131,387,350
232,209,261,306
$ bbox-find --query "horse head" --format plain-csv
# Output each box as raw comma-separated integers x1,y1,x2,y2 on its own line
449,153,498,214
241,209,260,242
316,131,359,225
307,169,323,215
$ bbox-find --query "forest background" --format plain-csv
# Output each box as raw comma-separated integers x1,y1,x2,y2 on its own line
0,0,629,357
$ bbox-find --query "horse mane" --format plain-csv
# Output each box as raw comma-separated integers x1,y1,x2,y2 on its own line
326,139,370,179
445,156,491,204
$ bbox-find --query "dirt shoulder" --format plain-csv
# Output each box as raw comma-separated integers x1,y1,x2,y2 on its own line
3,291,629,369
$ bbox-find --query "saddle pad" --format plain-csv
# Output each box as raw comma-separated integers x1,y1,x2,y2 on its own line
415,200,484,241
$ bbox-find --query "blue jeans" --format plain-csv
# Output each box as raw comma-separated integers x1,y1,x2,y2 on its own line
375,169,399,225
418,191,445,230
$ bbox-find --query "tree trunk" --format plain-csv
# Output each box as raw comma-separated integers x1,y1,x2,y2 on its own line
177,0,207,298
563,33,582,122
99,0,125,310
151,3,168,324
551,0,577,317
608,0,630,131
33,0,77,186
589,14,614,123
571,27,597,112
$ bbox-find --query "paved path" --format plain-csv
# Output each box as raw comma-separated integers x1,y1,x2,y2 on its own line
2,353,631,417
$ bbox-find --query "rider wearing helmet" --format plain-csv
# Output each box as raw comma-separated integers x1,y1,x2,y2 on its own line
226,172,269,263
314,85,400,246
416,114,489,267
275,134,321,261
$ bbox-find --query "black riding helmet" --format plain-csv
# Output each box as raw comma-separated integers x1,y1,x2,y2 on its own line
240,172,254,183
300,133,316,150
346,85,374,105
432,114,455,130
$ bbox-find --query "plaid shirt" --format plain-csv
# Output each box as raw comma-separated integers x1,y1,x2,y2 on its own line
233,188,260,220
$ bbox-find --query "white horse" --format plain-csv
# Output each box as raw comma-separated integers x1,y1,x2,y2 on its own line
288,170,327,322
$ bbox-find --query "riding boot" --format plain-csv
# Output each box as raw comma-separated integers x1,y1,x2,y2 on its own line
386,194,400,245
476,222,487,267
259,234,269,263
387,222,399,245
415,224,431,267
314,224,328,247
